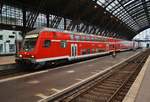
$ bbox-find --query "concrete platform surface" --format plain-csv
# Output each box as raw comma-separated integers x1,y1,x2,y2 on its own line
123,54,150,102
0,50,141,102
0,56,15,65
135,56,150,102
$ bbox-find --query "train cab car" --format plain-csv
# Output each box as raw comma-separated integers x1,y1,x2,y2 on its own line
15,33,39,65
15,27,137,67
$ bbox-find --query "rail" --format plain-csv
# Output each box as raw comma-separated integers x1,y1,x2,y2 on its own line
40,49,150,102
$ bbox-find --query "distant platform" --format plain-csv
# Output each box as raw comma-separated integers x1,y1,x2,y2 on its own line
0,55,15,65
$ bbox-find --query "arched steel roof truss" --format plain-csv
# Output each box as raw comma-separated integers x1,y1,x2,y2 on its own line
95,0,150,33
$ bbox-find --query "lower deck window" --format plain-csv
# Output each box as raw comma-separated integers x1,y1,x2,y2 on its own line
60,41,67,48
98,49,104,52
92,49,95,53
81,49,87,55
87,49,90,54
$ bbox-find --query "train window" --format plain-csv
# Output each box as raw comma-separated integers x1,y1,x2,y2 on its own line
95,37,98,41
100,38,103,41
87,49,90,54
81,49,87,55
98,37,101,41
81,36,85,41
0,35,3,40
98,49,104,52
102,38,105,42
44,40,51,48
70,35,74,40
60,40,67,48
91,37,94,41
86,36,90,41
75,35,80,41
92,49,95,53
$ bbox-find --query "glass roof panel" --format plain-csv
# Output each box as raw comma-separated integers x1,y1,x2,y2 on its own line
95,0,150,32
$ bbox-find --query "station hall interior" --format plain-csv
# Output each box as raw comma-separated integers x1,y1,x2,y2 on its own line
0,0,150,102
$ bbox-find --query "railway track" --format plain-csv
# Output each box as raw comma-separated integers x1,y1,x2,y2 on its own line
45,49,150,102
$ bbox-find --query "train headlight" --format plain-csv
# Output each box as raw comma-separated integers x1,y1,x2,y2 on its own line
31,55,34,58
19,54,22,58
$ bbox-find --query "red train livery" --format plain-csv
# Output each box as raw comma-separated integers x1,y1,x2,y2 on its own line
15,28,138,66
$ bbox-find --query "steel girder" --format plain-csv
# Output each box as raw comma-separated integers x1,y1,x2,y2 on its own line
0,0,3,14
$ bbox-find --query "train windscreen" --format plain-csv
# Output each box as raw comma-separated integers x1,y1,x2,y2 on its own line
23,38,37,51
23,34,38,51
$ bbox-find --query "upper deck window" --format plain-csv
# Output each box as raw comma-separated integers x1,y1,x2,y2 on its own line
75,35,80,41
81,36,85,41
91,37,95,41
86,36,90,41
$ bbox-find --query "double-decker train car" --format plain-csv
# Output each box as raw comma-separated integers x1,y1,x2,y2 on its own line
15,28,138,67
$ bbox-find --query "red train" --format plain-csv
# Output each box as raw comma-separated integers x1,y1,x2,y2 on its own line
15,28,139,66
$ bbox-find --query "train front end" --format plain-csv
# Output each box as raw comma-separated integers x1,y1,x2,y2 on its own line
15,34,38,65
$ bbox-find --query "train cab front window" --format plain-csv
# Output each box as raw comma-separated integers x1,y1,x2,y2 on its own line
23,38,37,51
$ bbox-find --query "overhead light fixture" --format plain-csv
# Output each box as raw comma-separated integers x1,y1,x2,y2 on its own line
94,5,97,8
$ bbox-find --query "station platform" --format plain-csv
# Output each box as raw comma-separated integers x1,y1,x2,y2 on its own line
123,55,150,102
0,55,15,65
0,50,142,102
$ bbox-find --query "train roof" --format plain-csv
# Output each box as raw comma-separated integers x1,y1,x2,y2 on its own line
27,27,90,35
27,27,123,41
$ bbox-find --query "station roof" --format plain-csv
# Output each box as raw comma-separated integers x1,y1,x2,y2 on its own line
3,0,150,40
95,0,150,34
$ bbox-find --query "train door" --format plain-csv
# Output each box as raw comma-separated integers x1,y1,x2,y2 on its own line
71,44,77,58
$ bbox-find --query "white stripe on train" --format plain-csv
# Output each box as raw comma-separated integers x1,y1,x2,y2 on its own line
36,51,110,62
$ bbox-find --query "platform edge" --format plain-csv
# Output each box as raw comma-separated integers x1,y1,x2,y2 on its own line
123,55,150,102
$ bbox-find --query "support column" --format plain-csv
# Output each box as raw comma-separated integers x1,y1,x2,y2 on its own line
46,13,49,27
22,8,26,38
22,8,26,28
64,18,67,30
0,0,3,14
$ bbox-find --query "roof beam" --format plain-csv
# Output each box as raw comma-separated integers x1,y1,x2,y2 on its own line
141,0,150,25
116,0,141,29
